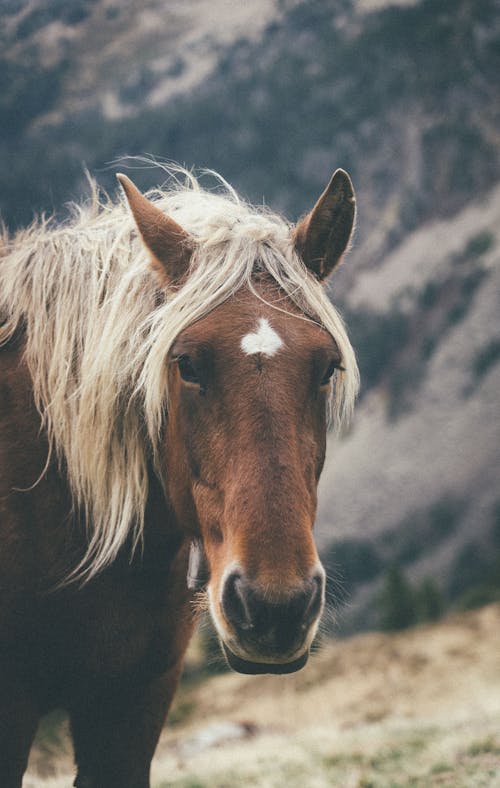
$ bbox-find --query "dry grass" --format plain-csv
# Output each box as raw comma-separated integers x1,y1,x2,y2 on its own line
26,604,500,787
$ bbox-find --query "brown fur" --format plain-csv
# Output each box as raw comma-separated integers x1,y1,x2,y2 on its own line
166,283,337,595
0,339,195,788
0,169,356,786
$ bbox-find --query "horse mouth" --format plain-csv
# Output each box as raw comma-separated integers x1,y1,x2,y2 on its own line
222,644,309,675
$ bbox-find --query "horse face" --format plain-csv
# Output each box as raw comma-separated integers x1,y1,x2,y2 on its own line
165,283,340,674
119,168,356,674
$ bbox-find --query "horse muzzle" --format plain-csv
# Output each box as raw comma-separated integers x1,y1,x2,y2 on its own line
215,567,325,675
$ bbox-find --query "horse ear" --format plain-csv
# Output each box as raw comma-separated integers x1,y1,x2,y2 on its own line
294,169,356,281
117,173,193,285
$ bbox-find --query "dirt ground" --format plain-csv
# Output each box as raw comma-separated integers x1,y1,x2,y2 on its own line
26,604,500,787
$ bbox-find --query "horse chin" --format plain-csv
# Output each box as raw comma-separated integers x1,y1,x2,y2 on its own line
222,644,309,675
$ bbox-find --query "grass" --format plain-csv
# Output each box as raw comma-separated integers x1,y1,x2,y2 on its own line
155,720,500,786
26,605,500,788
467,736,500,757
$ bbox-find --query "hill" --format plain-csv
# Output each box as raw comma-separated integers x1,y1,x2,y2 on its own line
26,604,500,787
3,0,499,240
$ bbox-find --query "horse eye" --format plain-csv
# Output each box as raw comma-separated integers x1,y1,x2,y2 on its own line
320,360,342,386
176,355,200,385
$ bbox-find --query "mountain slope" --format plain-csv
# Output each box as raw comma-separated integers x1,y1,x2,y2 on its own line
319,182,500,629
2,0,499,246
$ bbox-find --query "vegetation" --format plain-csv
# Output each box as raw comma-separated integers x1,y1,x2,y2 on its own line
415,578,444,622
15,0,95,38
470,337,500,381
449,502,500,610
342,237,491,419
341,304,411,395
326,493,500,632
324,497,460,625
324,537,381,595
378,566,444,631
378,565,418,631
387,496,463,566
462,230,495,260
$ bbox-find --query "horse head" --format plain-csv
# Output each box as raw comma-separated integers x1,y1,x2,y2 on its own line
118,170,356,674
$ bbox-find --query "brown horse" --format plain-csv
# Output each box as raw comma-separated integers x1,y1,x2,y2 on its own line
0,165,358,787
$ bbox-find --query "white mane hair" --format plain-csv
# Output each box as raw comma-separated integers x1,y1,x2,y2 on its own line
0,166,359,579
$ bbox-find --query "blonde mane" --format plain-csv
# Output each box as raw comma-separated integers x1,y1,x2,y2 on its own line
0,167,359,579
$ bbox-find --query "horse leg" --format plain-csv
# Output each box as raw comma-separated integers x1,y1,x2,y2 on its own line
0,672,39,788
70,663,183,788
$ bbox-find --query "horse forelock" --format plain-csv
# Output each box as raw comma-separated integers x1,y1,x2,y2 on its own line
0,166,359,579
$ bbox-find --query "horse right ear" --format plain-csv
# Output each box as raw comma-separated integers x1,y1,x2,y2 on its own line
117,173,193,286
294,169,356,282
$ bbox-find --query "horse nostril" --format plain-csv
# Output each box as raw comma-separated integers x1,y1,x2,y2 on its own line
221,569,325,643
222,572,254,631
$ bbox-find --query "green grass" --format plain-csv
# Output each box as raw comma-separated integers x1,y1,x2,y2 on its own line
467,736,500,757
154,721,500,787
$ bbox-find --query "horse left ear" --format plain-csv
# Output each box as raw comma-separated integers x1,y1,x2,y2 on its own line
117,173,193,285
294,169,356,281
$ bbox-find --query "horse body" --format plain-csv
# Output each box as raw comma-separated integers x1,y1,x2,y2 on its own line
1,338,195,787
0,166,358,786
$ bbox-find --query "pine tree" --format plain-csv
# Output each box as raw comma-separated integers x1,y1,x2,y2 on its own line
416,578,444,622
378,565,417,631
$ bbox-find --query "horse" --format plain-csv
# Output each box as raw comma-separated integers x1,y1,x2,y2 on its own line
0,164,358,787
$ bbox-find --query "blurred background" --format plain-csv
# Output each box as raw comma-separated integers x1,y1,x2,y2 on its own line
3,0,500,784
3,0,499,631
0,0,500,632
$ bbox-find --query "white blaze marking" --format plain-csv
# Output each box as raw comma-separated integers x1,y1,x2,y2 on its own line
241,318,284,357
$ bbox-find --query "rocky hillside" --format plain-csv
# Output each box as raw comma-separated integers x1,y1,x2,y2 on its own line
2,0,500,628
3,0,499,240
318,181,500,631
